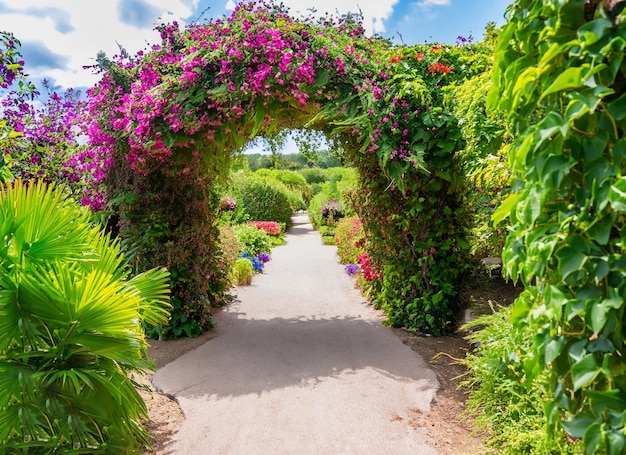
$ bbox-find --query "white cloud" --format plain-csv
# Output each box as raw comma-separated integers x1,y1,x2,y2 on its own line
0,0,194,90
417,0,450,7
279,0,400,36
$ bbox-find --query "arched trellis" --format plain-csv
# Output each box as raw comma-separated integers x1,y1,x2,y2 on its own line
87,1,491,336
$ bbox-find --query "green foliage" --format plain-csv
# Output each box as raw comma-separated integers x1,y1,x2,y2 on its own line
233,224,272,256
254,168,311,208
462,306,582,454
299,167,329,185
229,258,254,285
219,224,242,277
0,180,171,453
117,163,226,340
238,176,295,226
491,1,626,452
446,69,512,258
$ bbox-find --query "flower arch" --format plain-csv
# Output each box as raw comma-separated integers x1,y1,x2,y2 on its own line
87,1,490,336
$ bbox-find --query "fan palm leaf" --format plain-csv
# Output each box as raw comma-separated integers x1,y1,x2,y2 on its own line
0,180,171,452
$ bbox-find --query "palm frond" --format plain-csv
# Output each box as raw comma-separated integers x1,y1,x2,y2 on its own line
125,267,172,327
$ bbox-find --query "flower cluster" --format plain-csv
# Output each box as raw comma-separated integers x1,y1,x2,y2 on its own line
219,196,237,211
248,220,281,236
321,200,344,220
356,252,382,281
0,71,107,210
345,263,359,275
427,62,452,75
239,251,271,272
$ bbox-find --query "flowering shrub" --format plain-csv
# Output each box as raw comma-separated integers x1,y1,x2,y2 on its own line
334,217,365,264
248,220,281,236
321,199,344,223
239,251,271,273
233,223,272,257
0,34,105,210
219,196,237,211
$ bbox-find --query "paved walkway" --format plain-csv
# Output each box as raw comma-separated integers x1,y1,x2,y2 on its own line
152,213,439,454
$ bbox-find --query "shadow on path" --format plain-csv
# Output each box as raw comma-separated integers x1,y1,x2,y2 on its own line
156,312,434,398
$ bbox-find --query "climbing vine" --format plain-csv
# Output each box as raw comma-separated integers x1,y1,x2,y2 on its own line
491,0,626,452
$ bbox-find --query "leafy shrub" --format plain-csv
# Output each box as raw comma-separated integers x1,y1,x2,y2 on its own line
255,168,312,205
233,223,272,256
229,258,254,285
298,167,328,185
219,224,241,276
334,217,365,264
239,177,294,226
0,180,171,453
461,306,582,454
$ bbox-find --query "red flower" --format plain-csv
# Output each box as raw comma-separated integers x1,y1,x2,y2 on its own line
427,62,452,75
390,55,401,63
415,53,424,61
431,45,440,52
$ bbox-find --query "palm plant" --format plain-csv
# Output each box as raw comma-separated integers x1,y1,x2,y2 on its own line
0,180,171,453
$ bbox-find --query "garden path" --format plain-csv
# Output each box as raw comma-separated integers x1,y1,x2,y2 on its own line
151,213,440,454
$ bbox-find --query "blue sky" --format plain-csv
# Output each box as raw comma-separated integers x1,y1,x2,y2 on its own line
0,0,511,94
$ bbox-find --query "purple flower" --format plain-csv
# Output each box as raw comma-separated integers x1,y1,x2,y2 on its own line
345,263,358,275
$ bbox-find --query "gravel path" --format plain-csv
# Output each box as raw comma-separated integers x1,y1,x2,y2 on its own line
152,213,439,454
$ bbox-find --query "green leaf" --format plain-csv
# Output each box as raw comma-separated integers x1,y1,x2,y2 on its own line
584,422,603,455
545,336,564,363
563,412,602,438
572,354,600,391
540,66,586,101
556,237,589,281
578,18,613,46
607,92,626,120
589,296,623,334
608,177,626,211
491,193,519,226
564,99,590,121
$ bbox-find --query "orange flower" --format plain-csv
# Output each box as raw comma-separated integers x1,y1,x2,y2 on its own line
415,52,424,60
431,45,440,51
390,55,401,63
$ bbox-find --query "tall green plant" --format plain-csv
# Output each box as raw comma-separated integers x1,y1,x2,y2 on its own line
491,1,626,452
0,180,170,453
